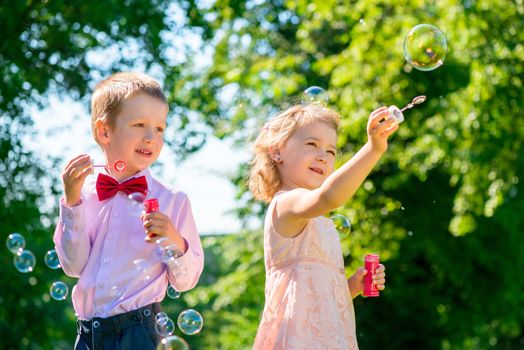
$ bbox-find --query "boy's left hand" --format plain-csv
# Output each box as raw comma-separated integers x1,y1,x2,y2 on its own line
142,212,187,252
347,263,386,298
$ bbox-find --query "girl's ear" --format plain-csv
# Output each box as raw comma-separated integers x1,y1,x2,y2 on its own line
95,119,111,144
268,146,282,163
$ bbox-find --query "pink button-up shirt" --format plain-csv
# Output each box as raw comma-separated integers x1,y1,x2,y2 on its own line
53,168,204,320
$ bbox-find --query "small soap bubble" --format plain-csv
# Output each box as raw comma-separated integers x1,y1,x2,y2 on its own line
110,285,125,299
167,285,181,300
177,309,204,335
403,24,448,71
330,214,352,238
155,312,169,323
44,249,61,269
155,316,175,337
127,192,146,217
218,83,249,119
50,281,69,301
128,192,146,203
134,259,152,281
6,233,25,254
14,250,36,273
302,86,329,106
161,245,184,264
156,335,190,350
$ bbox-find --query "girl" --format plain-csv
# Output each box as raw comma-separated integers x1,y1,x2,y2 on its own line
250,103,397,349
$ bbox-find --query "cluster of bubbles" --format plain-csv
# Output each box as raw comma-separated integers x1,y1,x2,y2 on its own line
153,308,203,349
7,233,35,273
404,24,448,71
6,233,70,301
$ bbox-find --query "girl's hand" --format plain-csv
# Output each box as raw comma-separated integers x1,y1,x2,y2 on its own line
142,212,187,252
347,263,386,298
367,107,399,154
62,154,93,206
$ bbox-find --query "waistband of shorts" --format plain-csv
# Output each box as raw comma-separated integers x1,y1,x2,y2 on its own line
76,303,161,335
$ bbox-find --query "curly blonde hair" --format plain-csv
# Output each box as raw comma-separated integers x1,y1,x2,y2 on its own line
91,72,167,145
248,104,341,203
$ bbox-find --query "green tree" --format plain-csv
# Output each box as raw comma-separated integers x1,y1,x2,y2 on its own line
169,0,524,348
1,1,175,348
2,0,524,349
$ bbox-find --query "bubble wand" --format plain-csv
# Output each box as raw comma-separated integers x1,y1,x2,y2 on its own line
92,160,127,172
388,95,426,124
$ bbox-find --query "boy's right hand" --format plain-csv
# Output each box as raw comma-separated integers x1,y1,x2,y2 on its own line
62,154,93,206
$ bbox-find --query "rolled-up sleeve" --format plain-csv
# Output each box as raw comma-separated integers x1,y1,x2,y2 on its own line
166,193,204,291
53,198,91,277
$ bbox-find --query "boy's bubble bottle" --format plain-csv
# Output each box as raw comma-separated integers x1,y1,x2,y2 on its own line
144,198,159,214
363,254,380,297
143,199,159,242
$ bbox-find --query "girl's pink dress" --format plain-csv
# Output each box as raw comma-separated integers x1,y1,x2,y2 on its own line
253,193,359,350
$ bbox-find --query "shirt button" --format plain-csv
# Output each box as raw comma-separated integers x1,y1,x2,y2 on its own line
103,258,110,264
98,283,105,289
107,235,114,240
67,212,73,220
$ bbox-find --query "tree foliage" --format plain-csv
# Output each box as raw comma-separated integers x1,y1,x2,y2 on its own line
2,0,524,349
170,0,524,348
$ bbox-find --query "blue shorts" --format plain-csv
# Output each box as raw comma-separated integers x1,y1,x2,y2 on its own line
74,303,162,350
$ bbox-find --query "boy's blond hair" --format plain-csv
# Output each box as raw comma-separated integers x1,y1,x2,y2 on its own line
248,104,340,203
91,72,167,144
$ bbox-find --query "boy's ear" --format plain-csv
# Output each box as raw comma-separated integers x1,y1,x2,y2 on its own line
95,119,110,144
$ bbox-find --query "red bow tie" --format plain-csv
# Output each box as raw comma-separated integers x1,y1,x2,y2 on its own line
96,173,148,201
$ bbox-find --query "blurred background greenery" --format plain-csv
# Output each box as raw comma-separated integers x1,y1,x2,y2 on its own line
1,0,524,349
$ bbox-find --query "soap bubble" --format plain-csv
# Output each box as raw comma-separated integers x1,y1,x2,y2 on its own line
403,24,448,71
110,285,126,300
155,316,175,337
14,250,36,273
330,214,352,238
44,249,61,269
50,281,69,301
177,309,204,335
6,233,25,254
302,86,329,106
127,192,147,217
161,245,184,264
167,285,181,300
156,335,190,350
155,312,169,323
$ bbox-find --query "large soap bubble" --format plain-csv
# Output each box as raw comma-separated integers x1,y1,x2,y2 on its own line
404,24,448,71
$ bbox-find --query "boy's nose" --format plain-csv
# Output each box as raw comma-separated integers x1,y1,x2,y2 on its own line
144,129,155,143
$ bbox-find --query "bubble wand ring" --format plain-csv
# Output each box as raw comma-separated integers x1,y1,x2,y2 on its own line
92,160,127,172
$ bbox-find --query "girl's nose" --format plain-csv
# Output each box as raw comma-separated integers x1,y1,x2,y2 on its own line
316,152,327,163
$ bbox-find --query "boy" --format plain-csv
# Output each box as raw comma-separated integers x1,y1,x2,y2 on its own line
54,72,204,349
